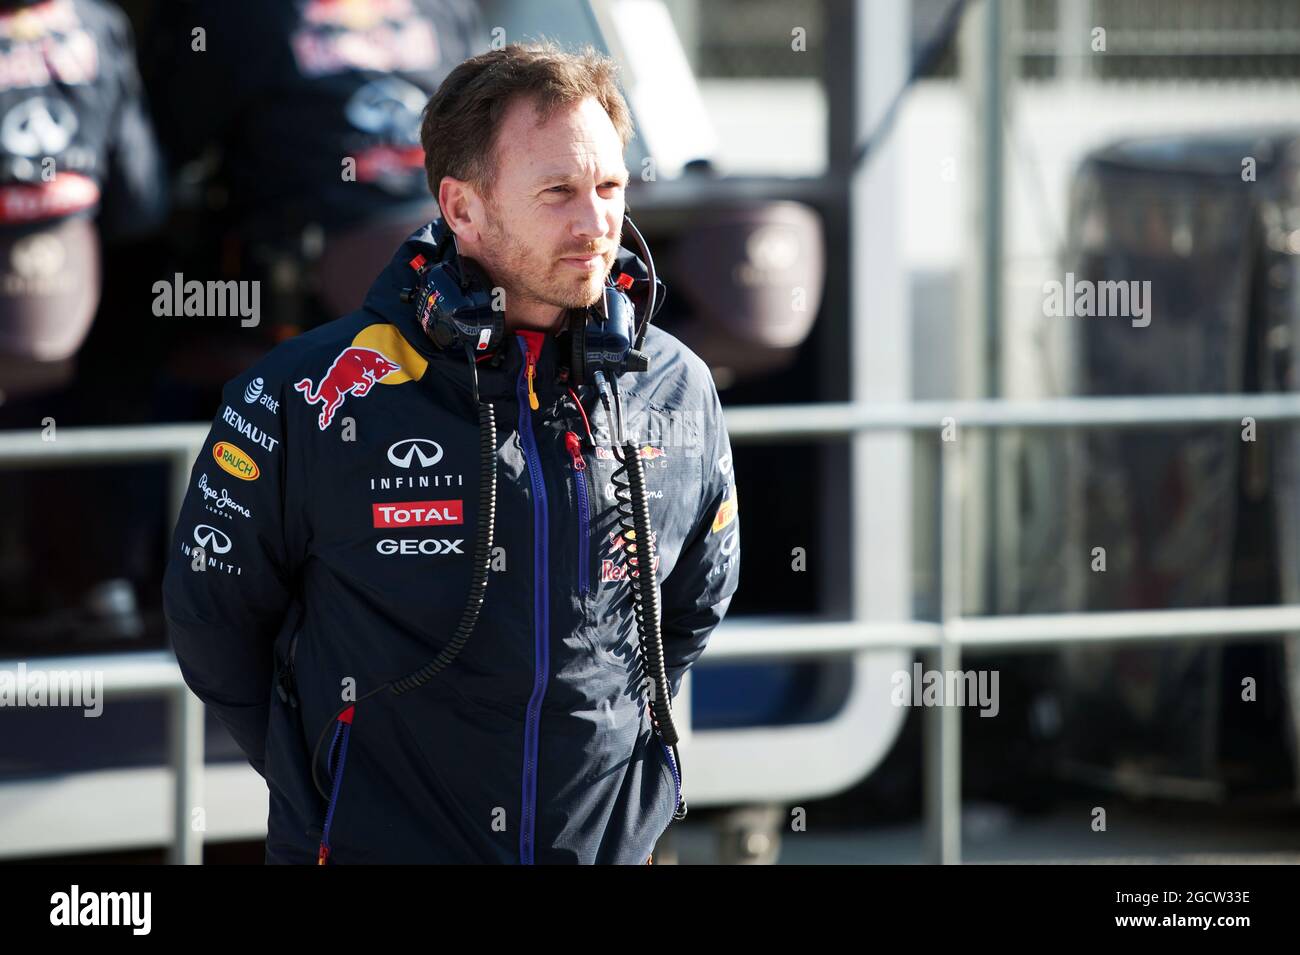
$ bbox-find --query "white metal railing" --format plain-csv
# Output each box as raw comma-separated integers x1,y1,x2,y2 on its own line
3,392,1300,862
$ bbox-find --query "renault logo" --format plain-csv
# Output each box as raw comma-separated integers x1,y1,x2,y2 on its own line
387,438,443,469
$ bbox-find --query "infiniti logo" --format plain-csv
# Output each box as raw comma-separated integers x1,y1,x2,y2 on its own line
387,438,443,469
720,530,737,557
193,524,232,554
244,377,264,403
1,97,78,157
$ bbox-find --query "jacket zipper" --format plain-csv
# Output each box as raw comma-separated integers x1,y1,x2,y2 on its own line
516,333,549,865
564,431,591,596
317,704,355,864
658,737,682,814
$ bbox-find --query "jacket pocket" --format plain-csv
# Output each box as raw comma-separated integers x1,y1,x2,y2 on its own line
265,634,329,862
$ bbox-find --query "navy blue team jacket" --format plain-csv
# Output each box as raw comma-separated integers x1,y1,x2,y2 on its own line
162,220,741,863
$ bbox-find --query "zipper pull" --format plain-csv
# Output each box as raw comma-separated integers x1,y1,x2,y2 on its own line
526,351,539,411
565,431,586,470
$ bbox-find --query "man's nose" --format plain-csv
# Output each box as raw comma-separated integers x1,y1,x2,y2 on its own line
571,190,616,241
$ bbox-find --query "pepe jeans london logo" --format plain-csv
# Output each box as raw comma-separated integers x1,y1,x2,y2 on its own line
198,472,252,520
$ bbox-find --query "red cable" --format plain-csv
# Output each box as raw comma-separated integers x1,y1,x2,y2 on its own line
567,386,594,445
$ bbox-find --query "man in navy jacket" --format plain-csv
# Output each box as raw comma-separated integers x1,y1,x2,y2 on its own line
162,41,740,864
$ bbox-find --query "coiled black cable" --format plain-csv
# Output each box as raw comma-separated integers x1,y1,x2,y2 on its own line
602,378,686,819
610,440,675,743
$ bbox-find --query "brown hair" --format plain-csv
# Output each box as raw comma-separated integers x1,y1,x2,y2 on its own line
420,40,635,209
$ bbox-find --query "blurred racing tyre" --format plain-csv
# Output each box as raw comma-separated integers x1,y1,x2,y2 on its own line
0,215,100,399
665,200,823,385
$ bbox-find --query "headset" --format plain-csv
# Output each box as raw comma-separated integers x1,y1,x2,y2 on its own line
399,214,660,388
308,214,687,863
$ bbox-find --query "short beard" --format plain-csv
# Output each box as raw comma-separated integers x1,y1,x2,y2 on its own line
480,202,613,312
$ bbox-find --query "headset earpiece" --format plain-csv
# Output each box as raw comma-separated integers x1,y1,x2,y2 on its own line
401,220,505,357
566,274,649,387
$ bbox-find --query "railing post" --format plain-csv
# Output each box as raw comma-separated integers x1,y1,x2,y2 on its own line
167,686,205,865
925,434,964,864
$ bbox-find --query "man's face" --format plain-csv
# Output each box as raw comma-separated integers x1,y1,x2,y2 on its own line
469,95,629,319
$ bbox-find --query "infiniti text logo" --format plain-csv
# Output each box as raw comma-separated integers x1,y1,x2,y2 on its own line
387,438,443,469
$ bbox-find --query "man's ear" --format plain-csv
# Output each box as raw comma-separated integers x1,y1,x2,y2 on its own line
437,177,483,244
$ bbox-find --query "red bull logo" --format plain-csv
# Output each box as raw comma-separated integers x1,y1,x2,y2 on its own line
294,347,401,430
601,556,660,582
593,445,668,461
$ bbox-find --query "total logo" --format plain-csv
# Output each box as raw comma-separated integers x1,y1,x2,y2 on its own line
242,376,280,414
372,499,463,528
180,524,243,575
601,528,660,583
370,437,463,491
375,538,465,556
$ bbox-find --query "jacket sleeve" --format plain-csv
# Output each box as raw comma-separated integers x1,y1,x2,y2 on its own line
161,370,295,778
658,377,740,699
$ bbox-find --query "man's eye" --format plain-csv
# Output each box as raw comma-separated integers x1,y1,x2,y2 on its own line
548,185,570,194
